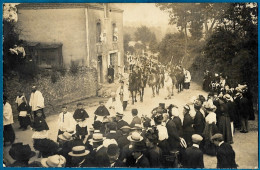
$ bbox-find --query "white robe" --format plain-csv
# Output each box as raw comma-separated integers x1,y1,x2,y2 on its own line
29,90,45,111
3,102,14,126
105,98,123,116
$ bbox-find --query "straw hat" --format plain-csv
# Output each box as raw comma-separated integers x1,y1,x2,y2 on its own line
88,133,106,143
41,155,66,167
127,132,143,142
68,146,90,157
58,132,73,141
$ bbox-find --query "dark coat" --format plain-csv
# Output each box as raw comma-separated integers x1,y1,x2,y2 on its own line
117,119,129,130
17,102,30,112
117,135,130,150
130,116,142,127
32,117,49,131
134,154,150,168
184,146,204,168
10,161,29,167
183,114,195,147
239,97,249,118
216,143,237,168
129,72,140,91
226,101,236,122
173,116,183,137
94,105,110,116
111,159,126,167
73,109,89,120
93,146,110,167
145,146,163,168
119,144,135,167
193,111,205,135
166,119,180,150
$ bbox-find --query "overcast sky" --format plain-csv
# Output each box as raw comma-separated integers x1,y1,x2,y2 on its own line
114,3,170,27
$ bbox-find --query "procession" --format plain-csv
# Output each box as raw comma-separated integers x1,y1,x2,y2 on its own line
3,3,258,169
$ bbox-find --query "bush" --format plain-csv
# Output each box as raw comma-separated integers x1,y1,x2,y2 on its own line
52,65,66,77
51,72,59,83
16,61,39,80
70,61,79,75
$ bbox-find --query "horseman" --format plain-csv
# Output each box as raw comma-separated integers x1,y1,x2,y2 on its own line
129,65,140,105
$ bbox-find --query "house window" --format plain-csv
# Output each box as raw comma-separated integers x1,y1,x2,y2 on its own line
96,22,101,43
112,23,118,42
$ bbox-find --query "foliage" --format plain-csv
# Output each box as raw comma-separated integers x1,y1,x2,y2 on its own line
52,65,67,77
158,33,185,65
16,61,39,80
70,61,79,75
51,72,59,83
134,26,157,47
123,33,135,54
194,3,258,96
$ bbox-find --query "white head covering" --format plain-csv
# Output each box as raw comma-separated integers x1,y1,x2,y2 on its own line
172,108,179,117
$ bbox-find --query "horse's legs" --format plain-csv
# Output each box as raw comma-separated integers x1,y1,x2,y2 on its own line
131,91,134,104
152,86,155,97
134,90,137,102
140,87,144,102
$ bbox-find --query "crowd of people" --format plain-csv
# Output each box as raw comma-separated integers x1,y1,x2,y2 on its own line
3,60,254,168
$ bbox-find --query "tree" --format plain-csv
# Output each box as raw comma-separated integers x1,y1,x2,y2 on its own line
134,26,157,47
158,33,185,65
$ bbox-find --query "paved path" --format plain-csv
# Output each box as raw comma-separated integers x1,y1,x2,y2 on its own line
3,82,258,168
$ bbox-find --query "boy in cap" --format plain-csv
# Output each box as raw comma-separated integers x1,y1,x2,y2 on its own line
183,134,204,168
211,133,237,168
73,103,89,141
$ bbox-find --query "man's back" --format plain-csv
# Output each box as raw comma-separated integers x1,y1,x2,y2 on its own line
184,146,204,168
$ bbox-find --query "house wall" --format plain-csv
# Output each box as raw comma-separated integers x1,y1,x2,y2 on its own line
17,8,87,66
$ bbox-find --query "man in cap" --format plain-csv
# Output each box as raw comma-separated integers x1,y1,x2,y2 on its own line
68,146,90,167
211,133,237,168
29,85,45,119
57,105,76,141
130,109,142,128
183,134,204,168
115,112,129,130
131,140,150,168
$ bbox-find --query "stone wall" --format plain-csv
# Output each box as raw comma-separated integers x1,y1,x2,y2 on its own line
4,67,98,117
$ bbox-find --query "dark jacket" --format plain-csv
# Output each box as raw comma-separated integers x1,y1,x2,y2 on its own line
32,117,49,131
183,114,195,147
130,116,142,127
134,154,150,168
193,111,205,135
145,146,163,168
184,146,204,168
94,105,110,117
216,143,237,168
93,146,110,167
117,119,129,130
166,119,180,150
239,97,249,118
172,116,183,137
105,131,121,140
117,135,130,150
226,101,236,122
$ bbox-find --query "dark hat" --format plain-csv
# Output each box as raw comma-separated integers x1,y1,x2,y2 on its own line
33,138,59,154
116,112,124,117
77,102,83,106
194,100,202,109
108,122,117,131
211,133,224,141
145,128,159,144
153,114,163,124
92,121,102,130
198,95,206,103
131,141,146,152
132,109,138,115
73,109,89,120
159,103,165,109
107,144,119,156
9,143,36,161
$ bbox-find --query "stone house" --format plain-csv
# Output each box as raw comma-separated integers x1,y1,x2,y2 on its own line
16,3,124,83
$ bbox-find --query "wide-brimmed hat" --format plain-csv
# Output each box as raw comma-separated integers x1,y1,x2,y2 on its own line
88,133,106,143
127,132,143,142
107,144,119,156
131,124,143,131
41,155,66,167
9,143,36,161
58,132,73,141
203,101,216,111
68,146,90,157
131,141,146,152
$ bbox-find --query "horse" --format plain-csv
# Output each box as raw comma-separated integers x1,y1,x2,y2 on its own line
175,68,185,93
148,71,160,97
128,71,138,105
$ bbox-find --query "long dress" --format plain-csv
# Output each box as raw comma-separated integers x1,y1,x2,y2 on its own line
202,111,219,156
218,102,232,143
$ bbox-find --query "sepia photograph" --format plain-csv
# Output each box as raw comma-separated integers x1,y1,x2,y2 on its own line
2,3,258,168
